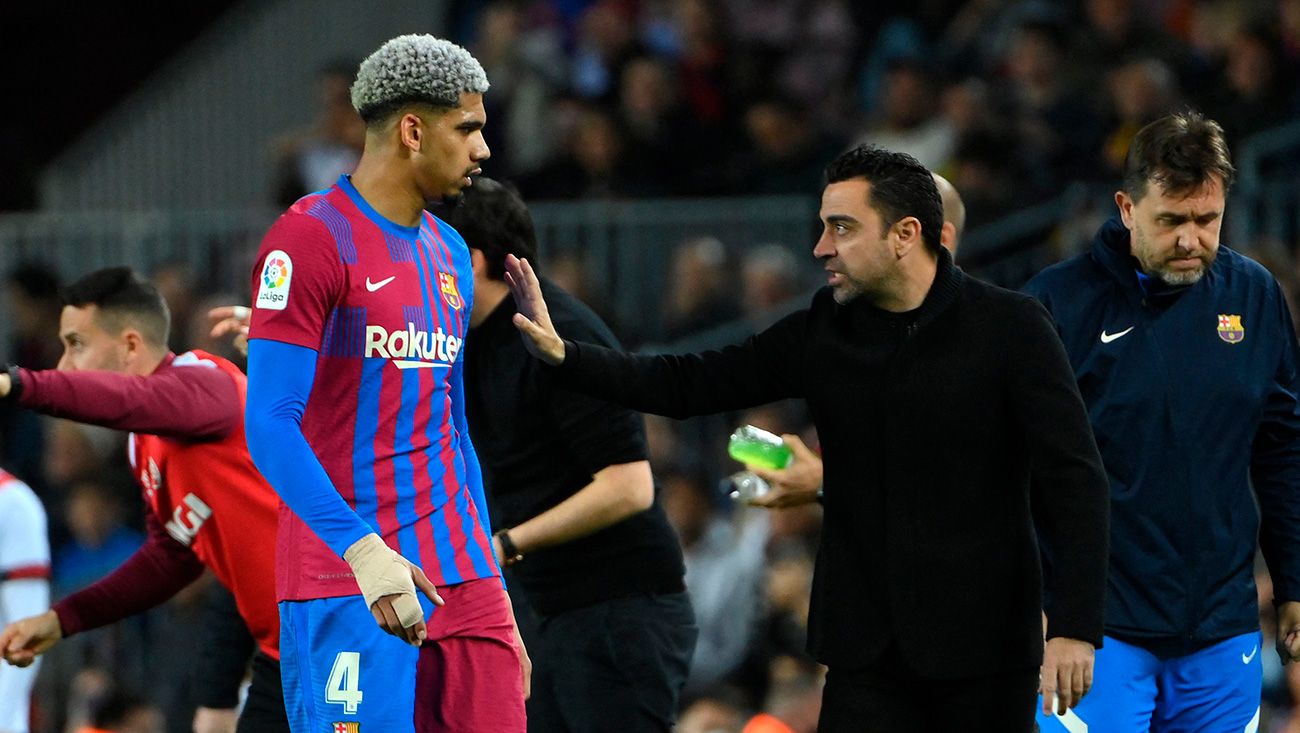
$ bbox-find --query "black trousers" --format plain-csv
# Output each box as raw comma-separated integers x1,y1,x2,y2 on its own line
236,652,290,733
526,592,698,733
819,642,1039,733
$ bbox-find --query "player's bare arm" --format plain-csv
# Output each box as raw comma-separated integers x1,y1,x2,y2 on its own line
494,461,653,567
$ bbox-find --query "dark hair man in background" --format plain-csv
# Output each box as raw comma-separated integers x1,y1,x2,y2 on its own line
444,177,697,733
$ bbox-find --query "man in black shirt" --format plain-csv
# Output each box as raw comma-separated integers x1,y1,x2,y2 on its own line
504,146,1110,732
444,178,696,733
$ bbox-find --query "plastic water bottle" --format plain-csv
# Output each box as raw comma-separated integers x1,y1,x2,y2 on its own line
727,425,792,470
725,471,771,502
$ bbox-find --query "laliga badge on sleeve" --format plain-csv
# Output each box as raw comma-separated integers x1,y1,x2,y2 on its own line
256,250,293,310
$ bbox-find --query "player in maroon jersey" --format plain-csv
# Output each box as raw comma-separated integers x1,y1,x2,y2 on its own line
0,267,286,732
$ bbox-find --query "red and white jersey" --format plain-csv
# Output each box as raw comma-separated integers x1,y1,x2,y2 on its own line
127,351,281,657
0,470,49,733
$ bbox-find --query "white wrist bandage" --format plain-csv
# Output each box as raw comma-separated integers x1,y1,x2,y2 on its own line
343,534,424,628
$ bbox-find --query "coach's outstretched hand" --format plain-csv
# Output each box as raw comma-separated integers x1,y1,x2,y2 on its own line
1040,636,1094,715
0,610,63,667
504,255,565,365
344,533,445,647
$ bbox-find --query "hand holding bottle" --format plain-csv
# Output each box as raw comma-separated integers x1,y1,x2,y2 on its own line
746,433,823,509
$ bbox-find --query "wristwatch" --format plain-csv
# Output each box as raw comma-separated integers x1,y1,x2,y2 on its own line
495,529,523,565
3,364,22,401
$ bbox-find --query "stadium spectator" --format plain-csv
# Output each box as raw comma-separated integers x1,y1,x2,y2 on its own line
570,0,645,104
854,60,954,172
739,244,803,328
660,466,768,703
51,482,141,598
618,55,713,194
467,0,566,178
269,60,365,207
5,264,61,370
505,144,1110,731
731,96,846,196
1203,22,1299,142
149,261,198,354
244,34,527,733
662,236,741,341
515,101,645,199
1099,58,1182,175
1001,19,1103,186
72,686,164,733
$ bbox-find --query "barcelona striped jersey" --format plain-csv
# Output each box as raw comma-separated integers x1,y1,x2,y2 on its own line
248,175,498,601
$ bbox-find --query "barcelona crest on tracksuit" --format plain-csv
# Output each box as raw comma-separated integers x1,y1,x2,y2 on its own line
1217,314,1244,344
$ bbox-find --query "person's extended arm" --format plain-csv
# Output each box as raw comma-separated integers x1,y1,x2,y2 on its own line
1250,281,1300,662
2,510,204,668
500,461,653,561
505,254,802,418
244,339,442,646
1,362,239,440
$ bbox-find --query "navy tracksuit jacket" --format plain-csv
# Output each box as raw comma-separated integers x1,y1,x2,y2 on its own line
1025,217,1300,657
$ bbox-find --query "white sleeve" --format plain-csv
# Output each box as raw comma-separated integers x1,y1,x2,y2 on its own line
0,482,50,733
0,484,50,580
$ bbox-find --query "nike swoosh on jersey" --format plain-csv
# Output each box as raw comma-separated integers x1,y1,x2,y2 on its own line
1100,327,1135,343
366,276,396,292
1243,645,1258,664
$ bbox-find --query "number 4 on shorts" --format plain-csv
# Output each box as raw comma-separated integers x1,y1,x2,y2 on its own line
326,651,363,714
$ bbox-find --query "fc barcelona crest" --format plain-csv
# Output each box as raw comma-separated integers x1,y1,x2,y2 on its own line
1217,314,1244,344
438,271,462,311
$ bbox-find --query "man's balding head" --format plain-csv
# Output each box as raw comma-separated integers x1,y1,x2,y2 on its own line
932,172,966,258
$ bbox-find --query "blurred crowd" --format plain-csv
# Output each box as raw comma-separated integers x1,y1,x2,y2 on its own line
4,0,1300,731
441,0,1300,222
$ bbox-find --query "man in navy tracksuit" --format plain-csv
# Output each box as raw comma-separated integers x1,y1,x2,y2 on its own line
1027,111,1300,731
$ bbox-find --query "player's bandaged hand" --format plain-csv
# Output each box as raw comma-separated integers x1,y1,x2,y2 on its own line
344,533,444,644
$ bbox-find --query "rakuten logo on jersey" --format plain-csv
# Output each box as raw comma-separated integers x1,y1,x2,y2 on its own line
365,323,462,369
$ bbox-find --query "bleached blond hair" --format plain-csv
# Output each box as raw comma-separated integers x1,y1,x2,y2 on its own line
350,34,489,123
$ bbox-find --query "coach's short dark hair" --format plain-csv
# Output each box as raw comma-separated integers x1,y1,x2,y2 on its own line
1122,110,1235,201
61,267,170,347
825,145,943,253
443,177,537,281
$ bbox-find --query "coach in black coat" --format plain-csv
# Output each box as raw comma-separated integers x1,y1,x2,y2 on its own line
505,146,1110,733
